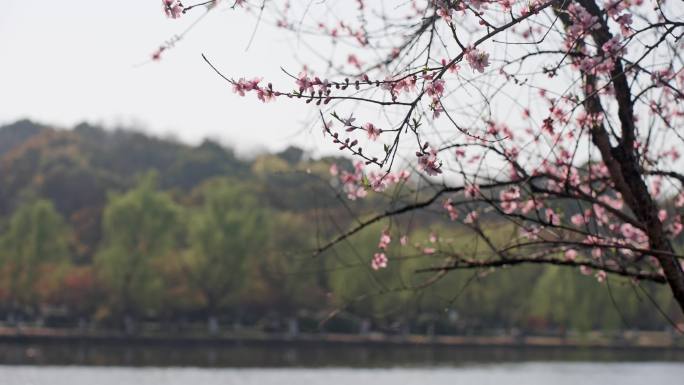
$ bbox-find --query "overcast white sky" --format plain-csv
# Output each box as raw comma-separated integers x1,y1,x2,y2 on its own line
0,0,337,155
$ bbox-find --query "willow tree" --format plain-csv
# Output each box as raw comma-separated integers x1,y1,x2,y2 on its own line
95,175,181,329
0,199,70,317
183,179,266,333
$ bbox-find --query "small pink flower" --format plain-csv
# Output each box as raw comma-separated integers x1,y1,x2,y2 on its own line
464,211,479,224
329,163,339,176
545,208,560,226
464,184,480,198
658,209,668,222
364,123,381,141
602,36,625,59
378,231,391,250
465,48,490,73
256,88,276,103
371,252,388,270
426,79,445,98
596,270,607,283
436,6,452,23
565,249,577,260
443,198,459,221
162,0,184,19
400,235,408,246
347,54,363,70
417,148,442,176
676,193,684,208
571,214,585,226
670,221,683,237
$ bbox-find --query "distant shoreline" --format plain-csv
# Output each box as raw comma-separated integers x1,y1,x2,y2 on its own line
1,326,682,351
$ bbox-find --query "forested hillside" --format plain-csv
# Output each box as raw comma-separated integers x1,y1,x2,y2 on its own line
0,120,679,334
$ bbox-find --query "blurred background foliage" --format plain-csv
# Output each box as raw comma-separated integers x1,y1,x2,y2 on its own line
0,120,679,335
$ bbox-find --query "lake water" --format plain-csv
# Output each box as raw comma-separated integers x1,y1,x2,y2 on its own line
1,342,683,385
2,363,684,385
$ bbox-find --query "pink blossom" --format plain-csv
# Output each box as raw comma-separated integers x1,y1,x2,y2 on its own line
437,8,452,22
426,79,446,98
545,208,560,226
329,163,339,176
378,231,391,250
417,148,442,176
256,87,276,103
571,214,585,226
443,198,459,221
347,54,363,69
658,209,668,222
371,252,388,270
498,0,513,11
580,265,593,276
616,14,633,36
602,36,625,59
345,185,367,200
464,211,479,224
565,249,577,260
676,193,684,208
669,220,683,237
364,123,381,141
296,72,314,93
423,247,436,255
163,0,184,19
400,235,408,246
520,226,540,240
596,270,607,283
465,48,490,73
464,184,480,198
520,200,537,214
232,77,262,96
499,186,521,214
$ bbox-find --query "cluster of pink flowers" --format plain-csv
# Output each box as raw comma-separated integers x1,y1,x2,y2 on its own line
425,79,446,99
338,161,368,200
163,0,184,19
463,210,479,224
332,161,410,200
371,252,388,270
231,77,277,102
605,0,634,36
564,3,599,46
499,186,521,214
417,147,443,176
578,56,616,76
371,230,392,270
465,48,490,73
443,198,459,221
602,36,625,60
379,74,424,102
347,54,363,70
364,123,381,141
367,169,410,192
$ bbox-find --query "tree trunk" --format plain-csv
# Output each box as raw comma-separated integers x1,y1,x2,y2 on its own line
556,0,684,315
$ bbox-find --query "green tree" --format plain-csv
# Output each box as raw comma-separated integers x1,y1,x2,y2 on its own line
252,211,328,334
95,174,181,327
182,179,266,332
0,199,70,316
